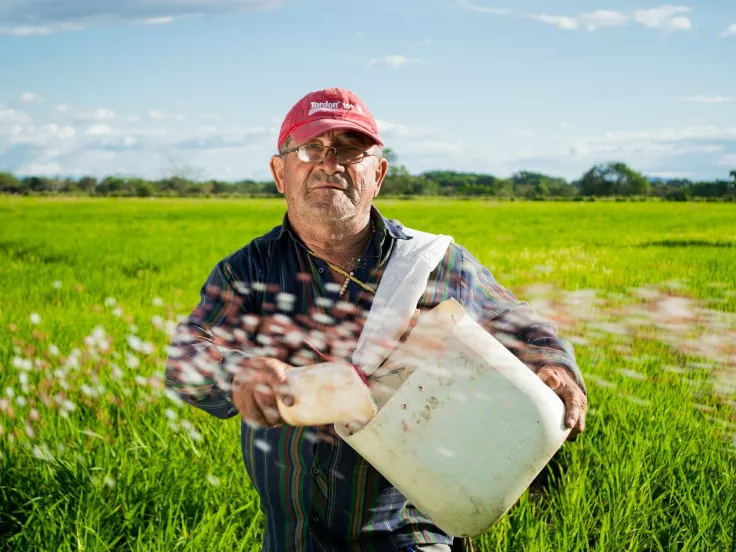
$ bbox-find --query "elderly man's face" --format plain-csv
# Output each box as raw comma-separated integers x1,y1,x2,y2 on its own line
270,130,388,223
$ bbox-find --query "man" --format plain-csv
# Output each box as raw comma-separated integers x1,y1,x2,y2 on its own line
164,87,588,552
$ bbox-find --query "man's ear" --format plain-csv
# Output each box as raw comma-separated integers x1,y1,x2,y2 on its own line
373,156,389,198
270,154,286,194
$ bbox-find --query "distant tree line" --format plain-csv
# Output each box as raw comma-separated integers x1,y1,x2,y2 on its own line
1,150,734,201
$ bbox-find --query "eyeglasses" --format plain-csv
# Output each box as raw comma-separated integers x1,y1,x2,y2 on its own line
280,144,378,165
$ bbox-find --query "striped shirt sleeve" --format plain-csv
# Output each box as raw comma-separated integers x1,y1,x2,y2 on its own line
454,245,587,395
164,259,251,419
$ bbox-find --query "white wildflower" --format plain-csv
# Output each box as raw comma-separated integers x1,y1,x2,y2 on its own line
104,297,117,307
52,280,62,289
30,313,41,325
153,297,164,307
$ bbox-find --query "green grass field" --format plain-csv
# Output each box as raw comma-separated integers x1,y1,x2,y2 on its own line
1,197,735,551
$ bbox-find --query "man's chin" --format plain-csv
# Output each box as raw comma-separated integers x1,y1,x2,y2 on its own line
305,200,354,221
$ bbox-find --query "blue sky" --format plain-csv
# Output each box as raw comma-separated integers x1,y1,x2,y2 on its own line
1,0,735,182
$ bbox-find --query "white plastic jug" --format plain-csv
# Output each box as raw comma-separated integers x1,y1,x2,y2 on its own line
276,361,377,427
334,298,572,538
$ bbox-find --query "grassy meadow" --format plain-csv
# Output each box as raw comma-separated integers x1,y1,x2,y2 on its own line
0,196,735,551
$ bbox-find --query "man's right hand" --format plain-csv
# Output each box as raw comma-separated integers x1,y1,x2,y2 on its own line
231,357,295,428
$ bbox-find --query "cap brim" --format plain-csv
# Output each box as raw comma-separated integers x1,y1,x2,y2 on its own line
287,119,384,148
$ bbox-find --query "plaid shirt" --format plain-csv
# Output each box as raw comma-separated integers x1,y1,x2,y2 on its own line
164,206,585,552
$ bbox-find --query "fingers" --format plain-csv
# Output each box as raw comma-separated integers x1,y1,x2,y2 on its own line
537,366,562,391
253,383,283,427
538,365,588,440
234,374,269,428
232,358,295,428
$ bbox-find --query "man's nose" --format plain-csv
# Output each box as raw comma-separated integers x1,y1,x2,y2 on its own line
320,148,346,173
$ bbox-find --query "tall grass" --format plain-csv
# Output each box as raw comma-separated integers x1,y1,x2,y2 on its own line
1,197,734,551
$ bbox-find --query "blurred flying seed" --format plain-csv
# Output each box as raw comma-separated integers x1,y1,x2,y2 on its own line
437,447,456,458
254,439,272,453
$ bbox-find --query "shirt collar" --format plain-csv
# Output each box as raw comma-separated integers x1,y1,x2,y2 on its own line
262,205,412,244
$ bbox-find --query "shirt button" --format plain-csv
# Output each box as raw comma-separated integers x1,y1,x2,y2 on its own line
313,468,319,474
318,268,323,273
313,517,319,523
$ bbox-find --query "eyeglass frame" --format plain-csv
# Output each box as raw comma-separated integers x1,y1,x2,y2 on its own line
279,143,381,165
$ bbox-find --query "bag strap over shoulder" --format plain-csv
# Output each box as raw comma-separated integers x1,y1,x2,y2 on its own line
352,227,453,376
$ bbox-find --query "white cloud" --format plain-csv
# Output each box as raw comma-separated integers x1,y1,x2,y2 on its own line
4,123,76,147
719,23,736,38
530,14,579,30
457,3,696,35
579,10,629,31
366,55,426,69
680,95,733,104
633,6,693,33
16,162,64,175
0,0,287,36
412,38,433,47
55,104,72,113
597,125,736,143
137,17,175,26
86,124,113,136
508,128,537,138
0,22,84,36
375,120,432,140
0,106,33,126
73,108,116,121
19,92,44,103
173,127,269,150
717,154,736,166
456,0,510,15
148,110,186,122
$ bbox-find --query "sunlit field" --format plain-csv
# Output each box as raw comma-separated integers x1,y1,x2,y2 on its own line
1,196,735,551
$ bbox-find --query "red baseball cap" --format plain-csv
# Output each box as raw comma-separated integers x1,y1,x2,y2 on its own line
277,87,384,150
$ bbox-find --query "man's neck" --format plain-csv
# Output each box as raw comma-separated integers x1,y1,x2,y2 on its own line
289,212,373,266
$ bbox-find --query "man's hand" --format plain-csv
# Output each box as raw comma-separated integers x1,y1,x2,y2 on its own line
231,357,295,429
537,365,587,441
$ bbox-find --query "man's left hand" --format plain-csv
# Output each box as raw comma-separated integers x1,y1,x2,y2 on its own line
537,365,587,441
